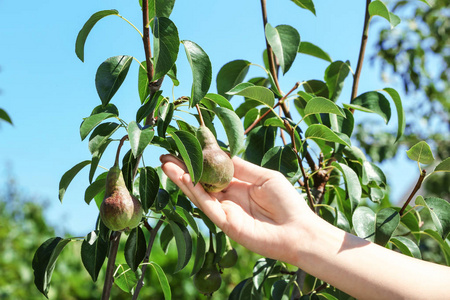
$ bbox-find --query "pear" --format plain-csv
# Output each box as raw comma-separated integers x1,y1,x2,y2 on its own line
196,125,234,192
218,237,238,269
193,249,222,295
100,164,143,231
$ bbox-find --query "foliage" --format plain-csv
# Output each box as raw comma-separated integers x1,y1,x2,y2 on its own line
32,0,450,299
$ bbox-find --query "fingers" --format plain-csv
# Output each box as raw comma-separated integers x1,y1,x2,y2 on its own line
160,155,228,228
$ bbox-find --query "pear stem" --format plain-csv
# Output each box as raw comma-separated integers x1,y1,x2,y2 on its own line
195,104,205,126
101,231,122,300
115,135,129,166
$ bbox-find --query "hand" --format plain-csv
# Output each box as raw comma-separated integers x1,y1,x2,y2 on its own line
160,154,313,263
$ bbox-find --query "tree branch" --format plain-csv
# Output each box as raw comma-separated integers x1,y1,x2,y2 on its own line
101,231,122,300
349,0,371,112
284,120,315,211
132,218,165,300
399,169,426,216
142,0,153,83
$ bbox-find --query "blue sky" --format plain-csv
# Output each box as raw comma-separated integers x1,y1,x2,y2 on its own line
0,0,418,236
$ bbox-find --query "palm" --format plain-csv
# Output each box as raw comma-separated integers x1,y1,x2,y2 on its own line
161,155,308,260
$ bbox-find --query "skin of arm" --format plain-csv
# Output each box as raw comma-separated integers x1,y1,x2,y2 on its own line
160,154,450,300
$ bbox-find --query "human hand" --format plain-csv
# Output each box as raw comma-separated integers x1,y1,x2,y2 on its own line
160,154,314,264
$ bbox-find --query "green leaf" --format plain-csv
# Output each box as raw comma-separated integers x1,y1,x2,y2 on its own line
88,122,121,154
122,150,139,191
194,208,217,234
75,10,119,62
125,227,147,272
383,88,405,142
303,97,345,118
226,85,275,108
127,121,155,158
244,126,277,165
253,258,277,291
160,225,174,253
190,233,206,276
149,262,172,299
182,40,212,108
265,23,300,75
416,196,450,239
419,229,450,266
32,237,72,298
261,146,301,184
271,278,292,300
157,102,174,137
290,0,316,15
362,161,386,186
435,158,450,173
168,220,192,273
95,55,133,106
0,108,13,124
136,91,163,123
369,0,401,29
303,80,329,98
390,236,422,259
305,124,351,147
140,0,176,18
213,107,244,157
298,41,332,62
324,61,351,102
345,91,391,124
203,93,234,110
155,189,170,212
406,141,434,164
139,166,160,213
89,139,112,183
59,160,91,202
85,173,107,205
170,130,203,185
332,162,361,212
153,17,180,81
80,113,117,141
138,61,150,103
81,231,108,282
114,264,138,293
375,208,400,246
91,103,119,115
216,60,251,99
352,206,376,242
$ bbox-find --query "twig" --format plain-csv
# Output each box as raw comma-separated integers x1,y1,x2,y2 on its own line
142,0,153,83
284,120,315,211
115,135,129,165
132,218,165,300
399,170,426,216
101,231,122,300
260,0,280,92
244,82,300,135
196,104,205,126
349,0,371,112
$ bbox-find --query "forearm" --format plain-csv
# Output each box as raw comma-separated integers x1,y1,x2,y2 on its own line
290,213,450,299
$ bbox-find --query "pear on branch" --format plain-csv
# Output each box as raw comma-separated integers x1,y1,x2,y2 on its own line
100,162,143,232
196,124,234,193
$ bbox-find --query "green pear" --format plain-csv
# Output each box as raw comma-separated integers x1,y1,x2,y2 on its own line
196,125,234,192
218,237,238,269
100,164,143,231
193,249,222,295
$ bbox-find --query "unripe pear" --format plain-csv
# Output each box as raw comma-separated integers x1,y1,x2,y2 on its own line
196,125,234,192
218,248,238,269
193,250,222,295
100,164,143,231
